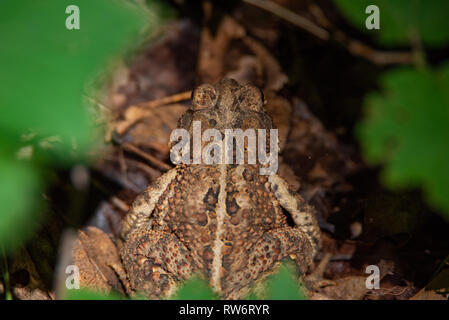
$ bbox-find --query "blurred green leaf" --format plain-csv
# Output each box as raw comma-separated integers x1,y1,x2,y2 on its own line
0,0,159,250
249,262,306,300
262,263,306,300
172,263,305,300
334,0,449,47
171,276,217,300
65,288,123,300
0,0,147,158
0,157,42,251
357,64,449,218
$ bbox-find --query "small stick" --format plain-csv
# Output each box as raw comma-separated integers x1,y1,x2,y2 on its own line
123,157,162,181
121,142,172,171
243,0,414,65
335,31,414,65
134,90,191,109
110,196,130,212
243,0,329,41
114,91,190,136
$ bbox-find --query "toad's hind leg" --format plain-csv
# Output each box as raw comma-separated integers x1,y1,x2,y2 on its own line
223,227,314,299
120,229,195,299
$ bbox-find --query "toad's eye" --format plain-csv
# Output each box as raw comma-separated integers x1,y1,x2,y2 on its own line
191,84,217,111
238,85,264,112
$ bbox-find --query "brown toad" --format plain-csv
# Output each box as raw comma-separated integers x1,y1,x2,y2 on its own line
120,78,320,299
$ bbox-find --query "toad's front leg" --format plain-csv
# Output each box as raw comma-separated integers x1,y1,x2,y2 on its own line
120,228,196,299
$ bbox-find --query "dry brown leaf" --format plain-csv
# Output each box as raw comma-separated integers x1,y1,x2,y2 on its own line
114,103,186,154
411,268,449,300
198,13,246,83
72,227,126,295
8,247,53,300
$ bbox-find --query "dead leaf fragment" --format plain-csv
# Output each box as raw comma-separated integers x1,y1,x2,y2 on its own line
72,227,126,295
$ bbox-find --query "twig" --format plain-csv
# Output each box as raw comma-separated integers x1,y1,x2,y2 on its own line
121,142,172,171
92,165,142,194
135,90,191,109
91,176,134,208
122,157,162,181
110,196,130,212
243,0,414,65
243,0,329,41
118,145,128,177
114,91,190,136
308,4,332,29
334,31,414,65
368,286,411,297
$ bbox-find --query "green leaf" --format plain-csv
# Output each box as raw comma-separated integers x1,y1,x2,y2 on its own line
171,264,305,300
357,63,449,218
0,0,164,251
65,288,123,300
0,0,148,159
334,0,449,47
171,276,217,300
0,157,42,251
249,262,306,300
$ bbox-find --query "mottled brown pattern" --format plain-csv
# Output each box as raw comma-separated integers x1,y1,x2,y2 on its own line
120,78,320,299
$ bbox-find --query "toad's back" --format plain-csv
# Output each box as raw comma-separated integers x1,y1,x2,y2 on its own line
143,163,288,295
